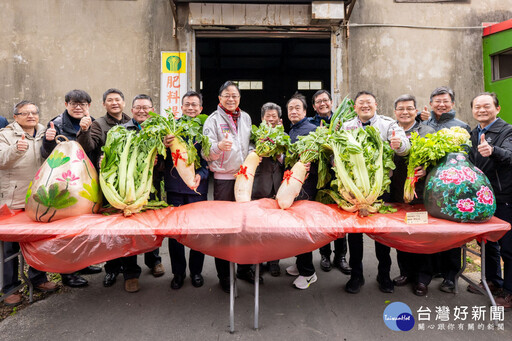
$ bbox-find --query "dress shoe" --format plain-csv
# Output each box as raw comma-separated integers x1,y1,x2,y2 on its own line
171,274,185,290
345,276,365,294
78,265,102,275
495,293,512,311
392,275,409,287
467,280,502,296
61,273,88,288
219,277,230,293
333,256,351,275
269,262,281,277
3,293,22,307
320,255,332,272
124,278,139,293
377,274,394,293
191,274,204,288
36,281,58,293
151,263,165,278
236,269,263,285
413,282,428,296
103,272,118,287
440,279,455,293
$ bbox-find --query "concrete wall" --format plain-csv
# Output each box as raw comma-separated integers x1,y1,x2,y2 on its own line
347,0,512,127
1,0,511,128
0,0,175,123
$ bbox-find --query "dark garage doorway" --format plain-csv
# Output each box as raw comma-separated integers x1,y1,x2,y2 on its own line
196,37,330,129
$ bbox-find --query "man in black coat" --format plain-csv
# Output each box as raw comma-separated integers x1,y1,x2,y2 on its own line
468,92,512,310
41,89,101,287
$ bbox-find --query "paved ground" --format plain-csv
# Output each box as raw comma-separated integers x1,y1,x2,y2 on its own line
0,235,509,340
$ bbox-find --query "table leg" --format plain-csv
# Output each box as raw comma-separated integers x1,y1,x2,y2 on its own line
254,264,259,330
229,261,235,334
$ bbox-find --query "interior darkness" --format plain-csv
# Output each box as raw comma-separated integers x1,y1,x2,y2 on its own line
196,37,330,129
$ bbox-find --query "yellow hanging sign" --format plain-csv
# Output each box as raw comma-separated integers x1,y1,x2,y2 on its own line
161,52,187,73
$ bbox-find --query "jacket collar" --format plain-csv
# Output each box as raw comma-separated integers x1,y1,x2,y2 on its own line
431,109,456,123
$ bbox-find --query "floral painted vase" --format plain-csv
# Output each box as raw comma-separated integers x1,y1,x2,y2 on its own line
25,137,102,222
424,152,496,223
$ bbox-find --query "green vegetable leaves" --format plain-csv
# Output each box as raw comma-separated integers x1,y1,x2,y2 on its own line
251,121,291,159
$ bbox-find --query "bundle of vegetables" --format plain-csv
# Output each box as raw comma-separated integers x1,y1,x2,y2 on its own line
144,111,211,192
99,123,168,216
328,96,357,133
316,126,395,216
234,121,291,202
276,127,330,209
403,126,471,203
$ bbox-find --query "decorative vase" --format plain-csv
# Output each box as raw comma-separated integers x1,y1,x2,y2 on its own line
25,136,102,222
424,152,496,223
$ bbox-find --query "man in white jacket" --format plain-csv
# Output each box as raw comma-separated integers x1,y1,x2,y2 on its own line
342,91,410,294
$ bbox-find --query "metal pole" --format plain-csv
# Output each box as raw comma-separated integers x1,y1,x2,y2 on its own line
480,242,497,307
254,264,259,330
229,261,235,333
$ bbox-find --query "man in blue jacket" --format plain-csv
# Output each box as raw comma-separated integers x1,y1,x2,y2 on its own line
163,91,209,290
0,115,8,129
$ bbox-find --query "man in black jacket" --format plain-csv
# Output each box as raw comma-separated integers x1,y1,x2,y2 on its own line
163,91,209,290
41,89,102,287
468,92,512,310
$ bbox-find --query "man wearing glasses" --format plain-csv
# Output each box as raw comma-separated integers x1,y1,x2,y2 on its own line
41,89,102,288
308,90,351,276
118,94,166,293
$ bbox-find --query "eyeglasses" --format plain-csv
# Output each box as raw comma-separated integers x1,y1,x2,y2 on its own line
220,95,240,99
68,102,89,108
133,106,152,111
395,107,416,112
15,111,39,117
183,103,200,108
314,99,331,105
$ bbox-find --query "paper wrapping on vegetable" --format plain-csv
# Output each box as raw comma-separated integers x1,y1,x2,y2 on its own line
25,137,101,222
0,201,509,273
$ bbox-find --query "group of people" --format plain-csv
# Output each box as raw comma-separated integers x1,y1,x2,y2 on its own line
0,82,511,311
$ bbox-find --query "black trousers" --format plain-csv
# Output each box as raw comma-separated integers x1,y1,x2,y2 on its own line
396,250,433,285
440,247,461,282
213,179,252,279
104,249,161,280
2,242,47,293
167,192,207,276
347,233,391,278
484,202,512,293
319,237,347,258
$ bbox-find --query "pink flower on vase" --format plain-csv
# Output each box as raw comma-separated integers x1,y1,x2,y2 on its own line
456,198,475,213
34,167,42,180
461,166,477,183
477,186,494,205
450,159,457,164
456,155,466,161
56,170,80,185
439,167,464,185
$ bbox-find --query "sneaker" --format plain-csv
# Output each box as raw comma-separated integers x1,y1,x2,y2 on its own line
151,263,165,278
3,293,22,307
35,281,58,293
124,278,140,293
293,273,317,290
440,279,455,293
286,264,299,276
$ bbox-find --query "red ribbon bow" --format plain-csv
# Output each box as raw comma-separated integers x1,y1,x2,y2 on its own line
282,170,304,185
234,165,253,179
172,149,186,167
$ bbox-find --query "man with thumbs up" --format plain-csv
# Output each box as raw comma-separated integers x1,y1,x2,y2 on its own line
40,90,102,287
468,92,512,310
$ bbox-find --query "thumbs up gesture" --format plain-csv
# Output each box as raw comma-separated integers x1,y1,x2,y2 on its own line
478,133,493,157
79,111,92,131
420,105,430,121
218,132,233,152
17,134,28,151
389,130,401,150
45,121,57,141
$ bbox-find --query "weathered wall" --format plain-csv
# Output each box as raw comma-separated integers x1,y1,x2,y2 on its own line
347,0,512,127
0,0,175,123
